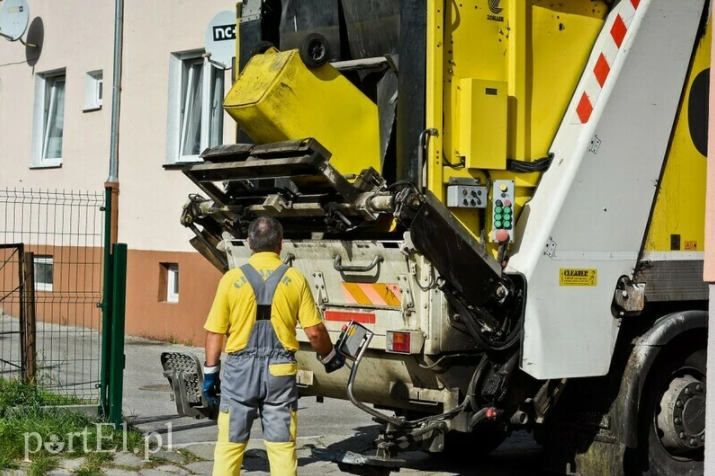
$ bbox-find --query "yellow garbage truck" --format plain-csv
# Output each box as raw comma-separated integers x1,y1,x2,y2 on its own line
179,0,711,474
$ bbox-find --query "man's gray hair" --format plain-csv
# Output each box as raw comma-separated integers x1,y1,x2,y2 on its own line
248,216,283,252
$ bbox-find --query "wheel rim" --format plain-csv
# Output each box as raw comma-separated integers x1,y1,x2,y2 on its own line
654,368,706,460
308,41,326,62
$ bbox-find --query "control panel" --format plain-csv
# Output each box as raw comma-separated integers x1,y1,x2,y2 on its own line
491,180,515,243
446,178,487,209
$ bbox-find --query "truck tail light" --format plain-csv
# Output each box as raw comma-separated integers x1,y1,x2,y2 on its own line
387,331,412,354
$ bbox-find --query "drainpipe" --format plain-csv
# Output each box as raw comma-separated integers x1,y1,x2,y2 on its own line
100,0,124,419
105,0,123,244
107,0,123,185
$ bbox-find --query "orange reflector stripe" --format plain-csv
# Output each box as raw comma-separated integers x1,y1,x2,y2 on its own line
341,283,373,306
325,310,376,324
341,282,402,307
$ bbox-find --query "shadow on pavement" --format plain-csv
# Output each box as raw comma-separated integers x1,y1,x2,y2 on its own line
269,425,548,475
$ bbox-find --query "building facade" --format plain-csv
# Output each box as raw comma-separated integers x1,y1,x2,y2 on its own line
0,0,236,344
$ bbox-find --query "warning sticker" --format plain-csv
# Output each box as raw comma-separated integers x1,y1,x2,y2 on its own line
685,241,698,251
559,269,597,286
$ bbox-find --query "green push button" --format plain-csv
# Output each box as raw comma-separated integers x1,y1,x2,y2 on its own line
495,206,503,214
504,221,511,229
503,208,511,216
494,213,503,221
495,221,503,229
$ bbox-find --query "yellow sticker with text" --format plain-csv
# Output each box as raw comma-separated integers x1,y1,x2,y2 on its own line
559,269,597,286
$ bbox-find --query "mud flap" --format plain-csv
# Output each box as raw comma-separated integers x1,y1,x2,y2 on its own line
160,352,217,420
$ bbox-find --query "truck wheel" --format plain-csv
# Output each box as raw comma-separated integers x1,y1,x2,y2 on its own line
637,343,706,475
299,33,330,68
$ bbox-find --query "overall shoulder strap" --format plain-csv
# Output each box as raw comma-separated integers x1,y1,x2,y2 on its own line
261,265,290,303
239,264,266,300
240,263,289,321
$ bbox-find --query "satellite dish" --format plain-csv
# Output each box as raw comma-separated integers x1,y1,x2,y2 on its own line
205,11,235,69
0,0,30,42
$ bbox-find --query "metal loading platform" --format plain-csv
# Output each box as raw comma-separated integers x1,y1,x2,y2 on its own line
182,138,512,341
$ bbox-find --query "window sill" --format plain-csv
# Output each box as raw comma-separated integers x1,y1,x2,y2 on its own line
29,162,62,170
163,161,202,170
82,105,102,113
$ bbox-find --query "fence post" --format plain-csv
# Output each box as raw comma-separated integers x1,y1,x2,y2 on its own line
99,187,114,417
108,243,127,427
22,252,36,383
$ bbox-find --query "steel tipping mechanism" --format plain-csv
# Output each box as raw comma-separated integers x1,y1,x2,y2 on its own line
181,138,524,355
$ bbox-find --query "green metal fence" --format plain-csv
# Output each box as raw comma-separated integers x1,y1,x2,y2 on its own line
0,187,126,423
0,189,106,405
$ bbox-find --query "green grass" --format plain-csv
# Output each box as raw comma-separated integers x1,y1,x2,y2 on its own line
75,452,114,476
0,380,145,470
27,454,56,476
0,378,88,409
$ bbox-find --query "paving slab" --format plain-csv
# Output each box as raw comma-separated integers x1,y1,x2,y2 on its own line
58,457,86,470
47,470,71,476
180,443,215,462
139,467,187,476
153,450,185,464
184,461,214,475
113,452,145,469
103,469,139,476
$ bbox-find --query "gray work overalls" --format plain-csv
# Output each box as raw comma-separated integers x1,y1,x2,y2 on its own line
219,263,298,444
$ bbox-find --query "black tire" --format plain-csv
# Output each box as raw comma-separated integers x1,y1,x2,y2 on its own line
299,33,331,68
249,41,275,57
635,342,706,475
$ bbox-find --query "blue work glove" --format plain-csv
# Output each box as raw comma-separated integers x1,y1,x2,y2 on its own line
318,347,345,373
203,362,221,408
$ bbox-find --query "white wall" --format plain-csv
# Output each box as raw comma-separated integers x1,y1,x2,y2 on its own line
0,0,114,190
118,0,235,252
0,0,237,253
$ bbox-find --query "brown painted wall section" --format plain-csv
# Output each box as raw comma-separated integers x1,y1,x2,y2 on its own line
0,245,103,329
125,250,222,346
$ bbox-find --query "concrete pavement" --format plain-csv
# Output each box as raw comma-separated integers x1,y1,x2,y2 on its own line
124,336,547,475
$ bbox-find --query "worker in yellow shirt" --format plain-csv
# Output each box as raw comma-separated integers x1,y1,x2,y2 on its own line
203,216,345,476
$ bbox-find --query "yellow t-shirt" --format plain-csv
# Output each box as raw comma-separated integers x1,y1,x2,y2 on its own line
204,251,323,353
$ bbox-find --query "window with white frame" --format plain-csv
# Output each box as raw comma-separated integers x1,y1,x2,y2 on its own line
34,256,54,292
84,70,103,111
166,264,179,303
167,52,225,164
32,70,66,167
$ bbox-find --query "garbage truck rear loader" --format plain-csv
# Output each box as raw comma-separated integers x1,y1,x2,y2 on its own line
179,0,712,474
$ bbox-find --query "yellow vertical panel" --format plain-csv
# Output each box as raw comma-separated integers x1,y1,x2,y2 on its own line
507,0,528,161
528,3,608,159
459,79,508,170
433,0,608,251
426,0,446,200
443,0,510,167
645,23,711,252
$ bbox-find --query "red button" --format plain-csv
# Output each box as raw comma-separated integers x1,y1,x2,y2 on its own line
504,200,512,207
341,325,348,332
496,229,510,243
